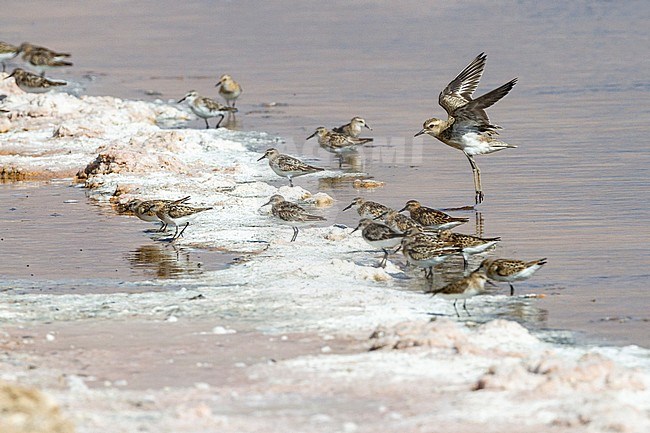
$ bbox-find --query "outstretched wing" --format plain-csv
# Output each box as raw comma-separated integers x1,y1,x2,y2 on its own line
451,78,517,132
438,53,487,116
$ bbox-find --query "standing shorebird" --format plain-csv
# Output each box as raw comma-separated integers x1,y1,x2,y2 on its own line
4,68,67,93
178,90,237,129
333,116,373,140
215,74,242,107
414,53,517,204
428,268,490,317
128,196,191,232
398,200,468,231
18,43,71,59
400,227,462,279
0,41,20,72
342,197,393,220
478,257,547,296
380,210,426,235
257,148,324,187
21,47,72,76
437,229,500,270
351,218,404,268
262,194,326,242
306,126,372,167
156,201,213,241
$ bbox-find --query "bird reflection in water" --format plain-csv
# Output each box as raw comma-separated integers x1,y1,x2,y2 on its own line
127,243,204,279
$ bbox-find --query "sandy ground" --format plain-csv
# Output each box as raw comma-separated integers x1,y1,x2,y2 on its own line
2,77,650,433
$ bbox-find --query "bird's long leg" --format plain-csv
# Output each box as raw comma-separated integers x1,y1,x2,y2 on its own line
509,283,515,296
204,118,210,129
453,300,460,317
215,114,225,128
291,226,299,242
463,299,471,316
177,222,190,239
157,222,167,232
379,249,389,268
464,154,483,204
289,177,294,187
462,253,469,272
172,224,180,240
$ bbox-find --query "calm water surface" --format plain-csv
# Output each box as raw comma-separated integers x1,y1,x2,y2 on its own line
2,1,649,346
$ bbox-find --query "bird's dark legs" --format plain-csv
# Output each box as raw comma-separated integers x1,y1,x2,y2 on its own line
379,249,389,268
452,300,460,317
462,299,471,316
157,222,168,232
289,177,294,187
177,222,190,239
462,253,469,272
204,118,210,129
291,226,299,242
509,283,515,296
465,154,483,204
215,114,225,128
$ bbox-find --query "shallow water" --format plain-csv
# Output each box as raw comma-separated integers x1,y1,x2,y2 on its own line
0,181,233,294
2,1,650,346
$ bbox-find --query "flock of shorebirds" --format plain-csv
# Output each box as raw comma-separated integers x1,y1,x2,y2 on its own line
0,42,547,317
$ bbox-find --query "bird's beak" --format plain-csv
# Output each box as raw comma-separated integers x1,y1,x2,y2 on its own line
397,206,407,213
214,82,221,88
177,96,187,103
350,225,360,234
414,129,425,137
342,203,353,211
261,199,272,207
4,72,15,80
365,124,372,130
373,212,387,220
306,131,317,140
257,154,267,161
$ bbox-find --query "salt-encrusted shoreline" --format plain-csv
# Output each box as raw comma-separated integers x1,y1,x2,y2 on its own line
2,78,650,433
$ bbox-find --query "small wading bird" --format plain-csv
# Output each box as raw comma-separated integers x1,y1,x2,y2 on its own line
398,199,468,231
428,267,490,317
306,126,372,167
437,229,500,270
0,41,20,72
155,201,213,241
178,90,237,129
262,194,326,242
415,53,517,204
478,257,547,296
333,116,373,140
351,218,404,268
215,74,242,107
21,47,72,76
342,197,393,220
400,227,462,279
4,68,66,93
129,196,191,232
257,148,324,187
18,42,71,59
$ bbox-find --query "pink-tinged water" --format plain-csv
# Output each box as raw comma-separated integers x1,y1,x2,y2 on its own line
2,1,650,346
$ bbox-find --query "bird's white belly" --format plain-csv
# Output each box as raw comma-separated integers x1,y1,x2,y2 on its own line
460,133,493,155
